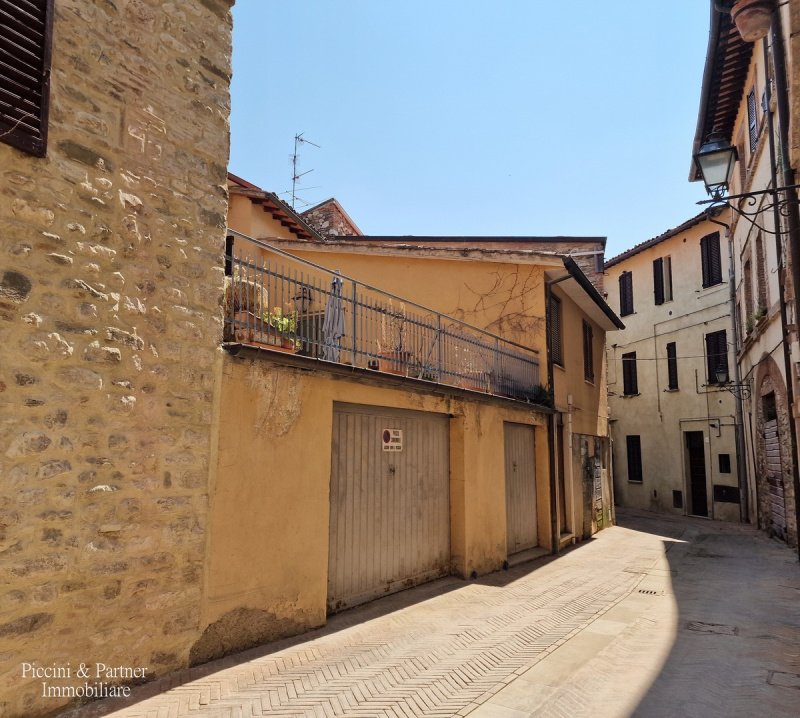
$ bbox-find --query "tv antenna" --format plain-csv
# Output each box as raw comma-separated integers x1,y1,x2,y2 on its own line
291,132,320,209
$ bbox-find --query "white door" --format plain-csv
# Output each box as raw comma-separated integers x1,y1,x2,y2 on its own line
328,403,450,612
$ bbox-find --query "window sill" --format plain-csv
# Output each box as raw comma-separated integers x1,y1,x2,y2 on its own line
622,393,640,398
585,379,595,386
554,362,566,372
663,388,679,393
628,480,643,484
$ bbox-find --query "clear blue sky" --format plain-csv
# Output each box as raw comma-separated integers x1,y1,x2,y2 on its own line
229,1,711,259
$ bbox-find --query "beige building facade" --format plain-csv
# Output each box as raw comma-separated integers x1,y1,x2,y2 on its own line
0,2,233,716
605,215,742,522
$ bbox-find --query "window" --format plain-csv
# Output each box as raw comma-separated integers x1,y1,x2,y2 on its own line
744,258,754,328
622,352,638,395
548,294,563,366
673,490,683,509
594,253,604,273
626,436,643,483
582,320,594,382
700,232,723,288
747,88,758,154
755,233,767,312
653,256,673,305
0,0,55,156
666,342,678,390
718,454,731,473
763,392,777,422
619,271,634,316
705,330,728,383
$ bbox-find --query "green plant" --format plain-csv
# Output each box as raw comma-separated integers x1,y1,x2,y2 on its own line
527,384,554,408
264,307,300,347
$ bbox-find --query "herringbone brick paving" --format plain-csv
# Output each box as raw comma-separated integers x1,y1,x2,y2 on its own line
68,510,800,718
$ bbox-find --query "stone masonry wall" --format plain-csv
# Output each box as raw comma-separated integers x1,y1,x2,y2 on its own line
301,200,361,238
0,1,232,716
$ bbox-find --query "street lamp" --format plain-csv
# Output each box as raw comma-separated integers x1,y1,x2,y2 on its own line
693,133,738,200
714,365,751,400
693,132,800,234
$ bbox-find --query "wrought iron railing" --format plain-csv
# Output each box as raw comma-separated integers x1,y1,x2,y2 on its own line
224,230,542,402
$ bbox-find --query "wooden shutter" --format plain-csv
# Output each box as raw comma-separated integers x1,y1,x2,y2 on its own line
705,330,728,382
622,352,637,395
0,0,54,156
548,295,562,366
626,435,643,483
747,89,758,153
653,258,664,305
701,233,722,287
666,342,678,390
619,272,633,316
582,320,593,382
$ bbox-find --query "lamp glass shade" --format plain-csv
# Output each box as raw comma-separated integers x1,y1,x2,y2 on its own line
694,138,738,195
715,366,729,384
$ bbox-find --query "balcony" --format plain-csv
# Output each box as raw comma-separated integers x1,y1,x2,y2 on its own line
224,230,543,403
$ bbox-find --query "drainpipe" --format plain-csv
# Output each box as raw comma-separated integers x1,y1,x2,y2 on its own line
726,218,751,522
545,272,572,556
766,18,800,558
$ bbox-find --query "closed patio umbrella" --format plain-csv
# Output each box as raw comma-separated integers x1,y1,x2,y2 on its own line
322,274,345,362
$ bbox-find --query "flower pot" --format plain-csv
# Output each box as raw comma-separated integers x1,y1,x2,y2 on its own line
731,0,775,42
377,350,413,376
231,310,258,343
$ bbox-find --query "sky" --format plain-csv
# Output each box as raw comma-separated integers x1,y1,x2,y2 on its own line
229,1,712,260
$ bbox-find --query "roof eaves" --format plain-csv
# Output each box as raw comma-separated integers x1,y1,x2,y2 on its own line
689,3,753,181
562,256,625,330
604,212,709,268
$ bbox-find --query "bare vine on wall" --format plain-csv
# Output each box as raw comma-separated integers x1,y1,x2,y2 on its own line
452,267,545,341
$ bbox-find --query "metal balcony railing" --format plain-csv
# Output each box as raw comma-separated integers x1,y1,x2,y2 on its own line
224,230,542,402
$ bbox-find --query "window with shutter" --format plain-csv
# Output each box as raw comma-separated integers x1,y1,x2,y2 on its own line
747,88,758,153
626,435,643,483
755,233,767,312
548,294,563,366
705,330,728,383
666,342,678,390
622,351,638,395
619,271,634,316
582,320,593,382
700,232,722,288
0,0,55,157
653,258,664,305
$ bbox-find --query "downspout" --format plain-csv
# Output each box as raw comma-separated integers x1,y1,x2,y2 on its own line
768,9,800,559
726,217,750,521
545,272,572,556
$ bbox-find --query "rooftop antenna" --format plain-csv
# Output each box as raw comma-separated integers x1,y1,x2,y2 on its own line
291,132,320,209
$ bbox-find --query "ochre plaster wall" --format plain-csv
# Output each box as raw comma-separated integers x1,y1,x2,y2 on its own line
203,356,548,657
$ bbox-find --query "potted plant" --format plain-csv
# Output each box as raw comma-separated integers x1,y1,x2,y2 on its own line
377,301,413,374
250,306,300,352
731,0,775,42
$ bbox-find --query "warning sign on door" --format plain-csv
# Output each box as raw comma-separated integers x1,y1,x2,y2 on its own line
382,428,403,452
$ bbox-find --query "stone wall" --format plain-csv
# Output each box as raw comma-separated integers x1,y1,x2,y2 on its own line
301,199,362,238
0,1,232,716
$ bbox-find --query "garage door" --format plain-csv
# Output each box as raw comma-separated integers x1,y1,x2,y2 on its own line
505,422,538,554
328,403,450,613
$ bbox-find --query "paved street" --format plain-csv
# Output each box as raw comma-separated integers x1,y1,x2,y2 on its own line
71,509,800,718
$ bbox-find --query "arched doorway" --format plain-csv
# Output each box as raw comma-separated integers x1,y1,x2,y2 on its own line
754,356,797,545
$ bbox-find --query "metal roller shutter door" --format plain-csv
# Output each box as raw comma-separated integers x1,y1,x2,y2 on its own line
328,403,450,612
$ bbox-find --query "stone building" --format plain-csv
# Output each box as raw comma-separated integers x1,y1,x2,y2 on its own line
0,1,233,715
